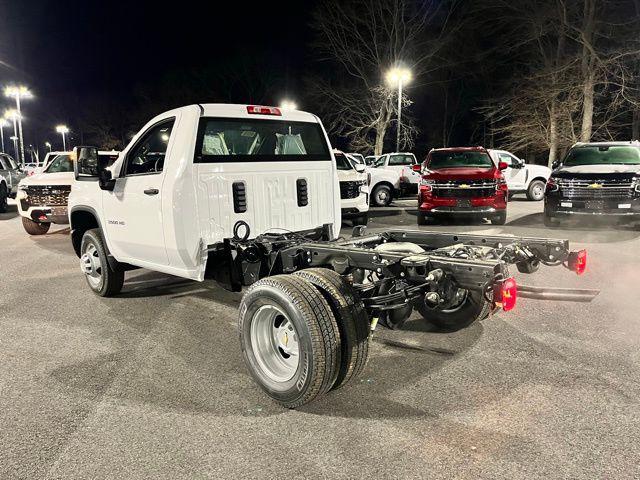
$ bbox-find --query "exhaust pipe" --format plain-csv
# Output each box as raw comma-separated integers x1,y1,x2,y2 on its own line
517,284,600,302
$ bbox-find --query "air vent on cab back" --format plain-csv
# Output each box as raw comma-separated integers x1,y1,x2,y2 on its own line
296,179,308,207
232,181,247,213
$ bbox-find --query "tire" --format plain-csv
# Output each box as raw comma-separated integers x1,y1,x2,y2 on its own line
80,228,124,297
526,180,546,201
0,183,8,213
491,211,507,225
293,268,370,390
416,289,491,332
371,184,392,207
239,275,341,408
417,212,432,226
352,213,369,226
22,217,51,235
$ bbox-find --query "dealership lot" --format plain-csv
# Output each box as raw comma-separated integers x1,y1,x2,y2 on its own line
0,199,639,479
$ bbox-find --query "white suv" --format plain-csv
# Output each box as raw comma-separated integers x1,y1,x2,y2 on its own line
489,149,551,201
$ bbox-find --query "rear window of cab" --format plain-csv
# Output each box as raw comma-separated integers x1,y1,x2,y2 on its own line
194,118,330,162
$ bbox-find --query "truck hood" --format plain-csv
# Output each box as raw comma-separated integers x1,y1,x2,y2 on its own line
424,167,498,180
19,171,75,187
337,169,367,182
554,164,640,180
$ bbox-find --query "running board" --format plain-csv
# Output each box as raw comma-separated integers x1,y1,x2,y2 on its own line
518,285,600,302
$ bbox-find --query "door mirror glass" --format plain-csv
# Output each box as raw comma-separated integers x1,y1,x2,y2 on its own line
498,161,509,171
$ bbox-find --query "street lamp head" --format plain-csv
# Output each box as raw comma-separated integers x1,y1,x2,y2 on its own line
385,67,412,87
10,136,18,141
4,109,20,120
4,85,33,99
0,118,8,128
45,141,51,147
280,100,298,110
56,125,69,134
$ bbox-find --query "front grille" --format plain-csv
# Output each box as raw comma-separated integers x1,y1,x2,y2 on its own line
24,185,71,207
432,180,496,199
340,181,364,199
558,178,634,199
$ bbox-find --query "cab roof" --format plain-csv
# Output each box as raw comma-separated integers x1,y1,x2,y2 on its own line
197,104,320,123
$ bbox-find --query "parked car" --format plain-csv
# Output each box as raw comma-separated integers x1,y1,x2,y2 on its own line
17,151,119,235
488,149,551,201
335,150,370,225
417,146,508,225
373,152,420,194
0,153,27,198
67,104,590,408
544,141,640,226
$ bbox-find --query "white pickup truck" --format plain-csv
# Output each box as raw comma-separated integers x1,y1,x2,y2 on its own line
68,103,592,408
488,149,551,201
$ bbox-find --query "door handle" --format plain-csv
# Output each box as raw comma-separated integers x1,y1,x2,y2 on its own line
144,188,159,195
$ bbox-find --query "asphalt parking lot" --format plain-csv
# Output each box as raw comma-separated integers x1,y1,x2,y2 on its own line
1,198,639,479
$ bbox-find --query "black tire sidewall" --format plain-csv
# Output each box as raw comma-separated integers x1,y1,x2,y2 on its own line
239,282,317,405
417,289,490,331
80,229,113,296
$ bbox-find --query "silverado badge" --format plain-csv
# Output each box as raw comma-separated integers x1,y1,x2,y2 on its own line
588,183,603,189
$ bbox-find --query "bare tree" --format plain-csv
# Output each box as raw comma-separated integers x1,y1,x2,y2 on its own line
311,0,459,154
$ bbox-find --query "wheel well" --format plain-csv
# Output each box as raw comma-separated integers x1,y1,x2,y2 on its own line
372,181,395,194
70,210,99,257
530,177,548,186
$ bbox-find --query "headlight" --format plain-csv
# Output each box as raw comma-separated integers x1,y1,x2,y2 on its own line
420,178,435,187
633,177,640,193
547,177,559,192
18,184,28,191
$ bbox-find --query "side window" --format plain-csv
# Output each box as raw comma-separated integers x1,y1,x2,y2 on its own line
0,156,7,170
125,119,175,176
6,156,17,169
498,153,513,166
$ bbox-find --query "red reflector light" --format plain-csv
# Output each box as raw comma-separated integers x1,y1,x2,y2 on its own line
494,277,517,312
568,249,587,275
246,105,282,116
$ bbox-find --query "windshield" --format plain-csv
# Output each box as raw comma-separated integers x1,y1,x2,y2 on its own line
196,118,330,161
45,154,72,173
428,151,494,169
564,146,640,166
335,153,353,171
374,156,386,167
388,154,415,166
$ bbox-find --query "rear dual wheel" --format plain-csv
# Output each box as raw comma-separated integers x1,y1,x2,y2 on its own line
239,270,370,408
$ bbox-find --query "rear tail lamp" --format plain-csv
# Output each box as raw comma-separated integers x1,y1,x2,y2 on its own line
246,105,282,116
568,249,587,275
494,277,517,312
411,164,422,173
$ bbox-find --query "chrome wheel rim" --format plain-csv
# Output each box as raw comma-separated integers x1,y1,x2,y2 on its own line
532,183,544,200
376,189,389,205
80,243,102,288
250,305,300,382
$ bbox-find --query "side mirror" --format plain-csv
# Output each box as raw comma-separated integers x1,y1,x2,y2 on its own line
551,161,560,170
411,164,422,172
74,146,99,179
354,163,366,173
498,161,509,171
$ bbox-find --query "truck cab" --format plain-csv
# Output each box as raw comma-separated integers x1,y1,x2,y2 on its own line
374,152,420,194
69,104,341,286
417,146,508,225
489,149,551,201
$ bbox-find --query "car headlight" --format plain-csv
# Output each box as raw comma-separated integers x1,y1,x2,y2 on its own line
633,177,640,193
547,177,559,192
18,184,28,191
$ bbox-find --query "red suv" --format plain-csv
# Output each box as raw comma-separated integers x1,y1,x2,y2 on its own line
417,146,508,225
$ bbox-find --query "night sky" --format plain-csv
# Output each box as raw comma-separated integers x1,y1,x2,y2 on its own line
0,0,317,150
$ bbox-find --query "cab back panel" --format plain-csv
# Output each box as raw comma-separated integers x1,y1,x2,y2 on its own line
195,161,336,245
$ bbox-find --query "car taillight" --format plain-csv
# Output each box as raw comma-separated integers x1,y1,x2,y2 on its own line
568,249,587,275
246,105,282,116
494,277,517,312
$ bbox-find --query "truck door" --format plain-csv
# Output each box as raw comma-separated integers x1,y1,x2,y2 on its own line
103,119,175,266
498,152,527,190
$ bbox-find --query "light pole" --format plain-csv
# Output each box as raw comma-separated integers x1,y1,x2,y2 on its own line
56,125,69,151
385,67,412,152
5,109,20,160
0,118,7,153
4,85,32,164
10,136,18,156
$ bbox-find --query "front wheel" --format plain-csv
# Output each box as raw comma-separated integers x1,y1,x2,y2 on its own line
371,184,392,207
80,228,124,297
527,180,546,201
352,213,369,226
22,217,51,235
415,289,491,331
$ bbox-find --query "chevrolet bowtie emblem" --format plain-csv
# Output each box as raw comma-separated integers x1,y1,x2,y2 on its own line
588,183,603,189
460,184,470,188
